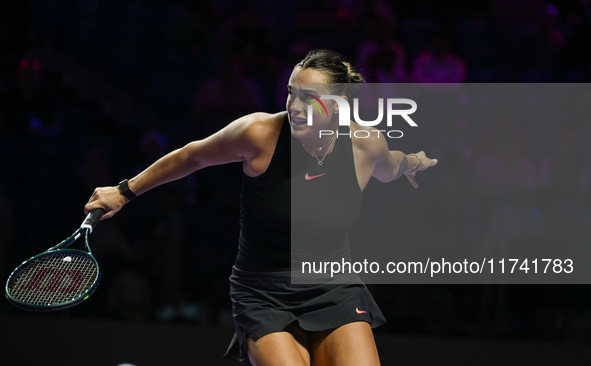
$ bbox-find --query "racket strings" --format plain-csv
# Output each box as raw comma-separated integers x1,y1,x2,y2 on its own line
8,253,99,306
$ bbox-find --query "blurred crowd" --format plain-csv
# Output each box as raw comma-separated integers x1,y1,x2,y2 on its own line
1,0,591,339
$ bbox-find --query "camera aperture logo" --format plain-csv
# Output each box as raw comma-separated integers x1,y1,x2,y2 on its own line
304,93,328,117
306,95,418,139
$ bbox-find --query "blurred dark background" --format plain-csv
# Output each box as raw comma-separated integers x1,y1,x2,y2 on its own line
1,0,591,363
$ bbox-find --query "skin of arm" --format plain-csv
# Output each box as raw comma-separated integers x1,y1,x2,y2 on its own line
374,150,422,182
84,112,280,219
350,123,436,189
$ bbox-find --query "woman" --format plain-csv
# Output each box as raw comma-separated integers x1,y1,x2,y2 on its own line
85,49,437,366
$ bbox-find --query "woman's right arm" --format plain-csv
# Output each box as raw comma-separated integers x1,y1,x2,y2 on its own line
84,113,267,219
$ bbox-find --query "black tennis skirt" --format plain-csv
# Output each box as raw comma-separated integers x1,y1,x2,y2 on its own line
224,266,387,363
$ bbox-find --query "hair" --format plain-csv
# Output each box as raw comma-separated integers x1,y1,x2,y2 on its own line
296,49,364,98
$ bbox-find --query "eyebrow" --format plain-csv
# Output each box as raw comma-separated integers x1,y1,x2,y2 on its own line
287,85,320,95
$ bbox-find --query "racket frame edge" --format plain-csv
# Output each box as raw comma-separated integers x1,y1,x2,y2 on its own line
5,228,101,312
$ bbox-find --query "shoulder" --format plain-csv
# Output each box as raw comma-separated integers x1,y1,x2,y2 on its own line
213,111,282,142
225,112,286,177
188,112,285,166
240,111,284,134
230,112,285,149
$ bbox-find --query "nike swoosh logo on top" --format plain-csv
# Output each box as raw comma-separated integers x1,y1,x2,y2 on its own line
356,307,367,314
305,173,325,180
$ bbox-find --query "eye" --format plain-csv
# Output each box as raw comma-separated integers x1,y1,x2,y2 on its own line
302,93,315,104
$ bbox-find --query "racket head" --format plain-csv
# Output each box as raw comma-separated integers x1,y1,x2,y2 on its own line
5,248,101,311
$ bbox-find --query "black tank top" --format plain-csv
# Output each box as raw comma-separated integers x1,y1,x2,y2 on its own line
235,118,362,271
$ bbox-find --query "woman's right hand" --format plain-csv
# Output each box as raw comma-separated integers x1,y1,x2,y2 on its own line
84,186,128,220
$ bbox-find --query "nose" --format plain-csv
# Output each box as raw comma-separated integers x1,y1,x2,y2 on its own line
289,97,306,115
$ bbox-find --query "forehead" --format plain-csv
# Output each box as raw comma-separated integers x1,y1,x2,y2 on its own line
288,67,332,93
289,66,329,83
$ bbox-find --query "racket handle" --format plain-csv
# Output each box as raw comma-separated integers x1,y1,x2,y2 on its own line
81,208,105,233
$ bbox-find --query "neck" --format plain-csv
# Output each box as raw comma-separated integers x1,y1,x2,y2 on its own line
301,132,336,151
300,132,337,166
300,131,337,154
299,119,339,151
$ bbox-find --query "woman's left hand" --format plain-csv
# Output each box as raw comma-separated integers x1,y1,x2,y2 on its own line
405,151,438,189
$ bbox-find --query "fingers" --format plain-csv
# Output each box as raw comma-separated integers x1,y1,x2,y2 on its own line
84,186,125,220
416,151,437,170
404,151,437,188
84,189,99,215
423,158,437,170
405,173,419,189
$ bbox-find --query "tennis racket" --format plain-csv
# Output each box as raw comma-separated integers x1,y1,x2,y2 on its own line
5,208,104,311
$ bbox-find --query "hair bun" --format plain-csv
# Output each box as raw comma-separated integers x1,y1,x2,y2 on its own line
297,49,365,97
343,61,365,84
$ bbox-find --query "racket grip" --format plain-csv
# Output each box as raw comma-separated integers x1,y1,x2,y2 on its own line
81,208,105,233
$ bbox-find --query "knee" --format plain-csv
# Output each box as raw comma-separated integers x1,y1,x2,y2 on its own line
247,333,311,366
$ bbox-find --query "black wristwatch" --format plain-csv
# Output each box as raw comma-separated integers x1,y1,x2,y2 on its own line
118,179,137,201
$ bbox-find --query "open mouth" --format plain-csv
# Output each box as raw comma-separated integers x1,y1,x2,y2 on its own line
291,116,307,126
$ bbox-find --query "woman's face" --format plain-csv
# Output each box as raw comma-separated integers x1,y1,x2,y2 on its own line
286,67,340,141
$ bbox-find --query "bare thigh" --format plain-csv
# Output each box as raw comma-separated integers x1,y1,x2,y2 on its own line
311,322,380,366
247,322,312,366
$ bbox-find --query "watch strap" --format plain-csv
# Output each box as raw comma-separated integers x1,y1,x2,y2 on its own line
118,179,137,201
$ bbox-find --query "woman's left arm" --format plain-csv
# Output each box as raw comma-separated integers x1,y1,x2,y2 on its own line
351,125,438,188
373,149,438,188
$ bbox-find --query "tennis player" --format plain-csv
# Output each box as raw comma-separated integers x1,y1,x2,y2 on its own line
85,49,437,366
